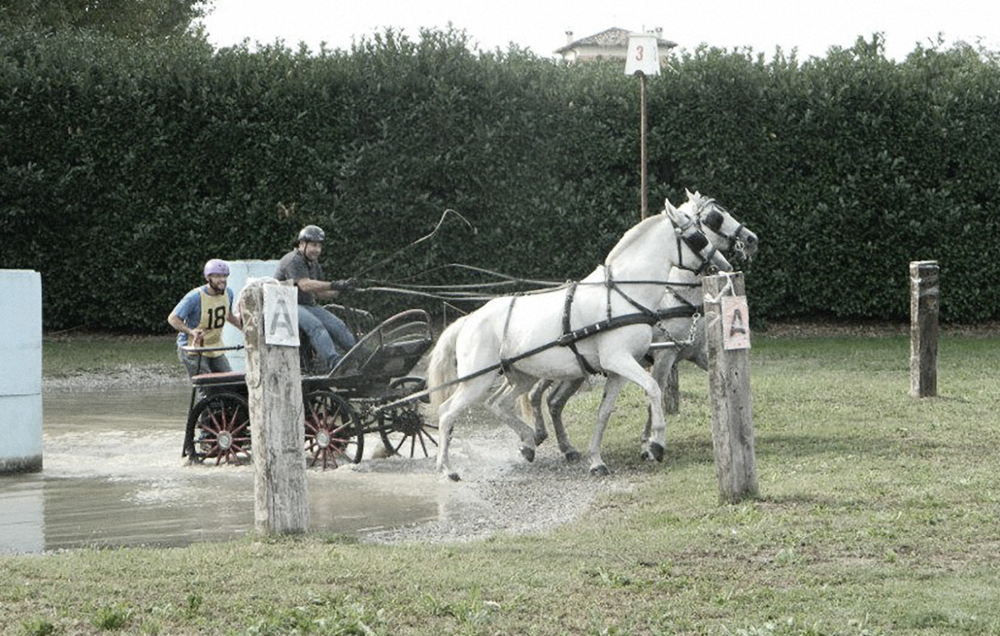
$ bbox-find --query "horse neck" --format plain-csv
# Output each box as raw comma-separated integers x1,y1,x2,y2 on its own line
664,266,703,308
604,215,676,292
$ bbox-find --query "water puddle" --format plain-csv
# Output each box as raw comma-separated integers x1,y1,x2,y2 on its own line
0,385,485,554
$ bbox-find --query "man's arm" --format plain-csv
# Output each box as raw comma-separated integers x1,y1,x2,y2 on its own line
295,277,357,299
168,311,203,343
295,277,340,300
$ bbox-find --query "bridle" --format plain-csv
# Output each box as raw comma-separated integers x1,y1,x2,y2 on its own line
695,199,755,263
670,211,729,277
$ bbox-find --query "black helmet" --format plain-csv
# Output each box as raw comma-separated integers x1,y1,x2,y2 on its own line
296,225,325,245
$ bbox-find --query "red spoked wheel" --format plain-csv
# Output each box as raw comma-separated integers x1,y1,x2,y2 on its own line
377,377,437,459
304,389,364,469
186,392,252,465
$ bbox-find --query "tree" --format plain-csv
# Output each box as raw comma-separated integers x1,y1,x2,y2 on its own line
0,0,212,39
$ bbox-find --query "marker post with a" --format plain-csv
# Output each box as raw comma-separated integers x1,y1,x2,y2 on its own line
242,279,309,534
703,272,759,503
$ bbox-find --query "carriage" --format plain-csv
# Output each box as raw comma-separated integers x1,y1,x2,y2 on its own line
181,191,757,478
181,307,437,469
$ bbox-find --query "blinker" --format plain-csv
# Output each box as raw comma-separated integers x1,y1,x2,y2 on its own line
703,209,724,232
685,231,709,253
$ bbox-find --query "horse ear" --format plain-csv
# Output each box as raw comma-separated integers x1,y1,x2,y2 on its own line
663,199,678,221
664,200,689,230
685,188,695,200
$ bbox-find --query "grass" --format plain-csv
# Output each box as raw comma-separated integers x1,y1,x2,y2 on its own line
42,333,176,377
5,329,1000,635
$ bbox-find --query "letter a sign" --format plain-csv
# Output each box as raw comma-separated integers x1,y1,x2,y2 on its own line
264,284,299,347
721,296,751,350
625,34,660,76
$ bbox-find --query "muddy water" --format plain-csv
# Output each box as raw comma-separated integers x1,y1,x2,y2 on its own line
0,385,481,554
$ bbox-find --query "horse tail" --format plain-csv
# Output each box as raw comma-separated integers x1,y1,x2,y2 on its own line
428,315,467,414
516,392,533,423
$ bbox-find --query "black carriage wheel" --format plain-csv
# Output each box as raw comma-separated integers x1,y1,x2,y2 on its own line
377,377,438,459
303,389,364,469
185,392,252,465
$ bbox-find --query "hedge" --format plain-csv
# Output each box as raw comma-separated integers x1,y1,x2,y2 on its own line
2,27,999,331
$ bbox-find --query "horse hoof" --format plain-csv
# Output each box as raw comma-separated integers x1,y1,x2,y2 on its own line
520,446,536,463
534,431,548,446
565,450,582,463
590,465,610,477
649,442,665,462
640,449,652,461
447,472,461,482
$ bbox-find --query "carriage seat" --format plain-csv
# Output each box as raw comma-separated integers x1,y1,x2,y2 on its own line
191,371,247,387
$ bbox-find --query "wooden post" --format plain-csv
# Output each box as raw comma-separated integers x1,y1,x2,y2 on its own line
241,281,310,534
909,260,939,398
703,272,758,503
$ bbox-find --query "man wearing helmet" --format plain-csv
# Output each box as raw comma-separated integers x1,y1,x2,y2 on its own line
275,225,357,372
167,258,243,378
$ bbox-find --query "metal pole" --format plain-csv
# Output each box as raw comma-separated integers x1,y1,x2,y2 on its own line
640,72,648,219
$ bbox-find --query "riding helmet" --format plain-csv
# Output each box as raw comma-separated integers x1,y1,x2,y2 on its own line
297,225,325,244
203,258,230,279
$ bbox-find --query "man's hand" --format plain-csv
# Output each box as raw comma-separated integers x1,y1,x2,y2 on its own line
329,278,358,292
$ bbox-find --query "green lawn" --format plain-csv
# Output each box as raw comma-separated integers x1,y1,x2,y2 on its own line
6,330,1000,635
42,333,177,377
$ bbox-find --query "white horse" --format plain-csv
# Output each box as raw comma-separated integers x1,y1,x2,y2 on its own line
521,191,759,463
523,265,708,462
427,202,732,480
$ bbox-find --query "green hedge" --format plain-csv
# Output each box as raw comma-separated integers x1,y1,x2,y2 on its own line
2,28,999,331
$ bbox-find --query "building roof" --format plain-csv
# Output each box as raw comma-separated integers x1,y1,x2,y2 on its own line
555,27,677,55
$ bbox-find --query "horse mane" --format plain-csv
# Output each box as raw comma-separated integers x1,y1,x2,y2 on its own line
605,213,667,265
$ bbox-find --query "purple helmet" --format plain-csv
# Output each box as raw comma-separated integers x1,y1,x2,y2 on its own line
203,258,230,279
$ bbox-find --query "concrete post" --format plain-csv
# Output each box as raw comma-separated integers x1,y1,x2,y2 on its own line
0,270,43,474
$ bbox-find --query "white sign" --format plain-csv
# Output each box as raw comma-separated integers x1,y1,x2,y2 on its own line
264,284,299,347
721,296,751,350
625,34,660,76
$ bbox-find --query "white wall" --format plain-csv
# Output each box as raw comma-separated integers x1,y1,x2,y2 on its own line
0,270,43,473
223,260,280,371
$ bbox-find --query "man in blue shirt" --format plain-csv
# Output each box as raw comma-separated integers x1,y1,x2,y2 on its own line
167,259,243,378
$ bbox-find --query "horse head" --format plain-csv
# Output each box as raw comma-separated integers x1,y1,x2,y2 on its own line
683,190,759,265
664,200,732,276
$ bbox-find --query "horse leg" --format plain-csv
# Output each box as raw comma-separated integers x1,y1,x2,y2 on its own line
643,349,679,460
486,372,540,462
602,356,668,463
547,377,584,462
587,374,628,476
526,379,553,445
435,374,497,481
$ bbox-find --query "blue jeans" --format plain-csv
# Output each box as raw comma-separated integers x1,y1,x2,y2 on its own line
299,304,356,370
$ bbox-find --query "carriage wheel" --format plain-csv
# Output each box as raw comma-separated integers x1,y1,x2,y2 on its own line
377,377,438,459
303,389,364,469
186,392,251,465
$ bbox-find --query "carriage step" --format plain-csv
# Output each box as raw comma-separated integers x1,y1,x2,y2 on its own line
191,371,247,386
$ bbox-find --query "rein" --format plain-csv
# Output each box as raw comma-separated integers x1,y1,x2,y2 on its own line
372,303,702,413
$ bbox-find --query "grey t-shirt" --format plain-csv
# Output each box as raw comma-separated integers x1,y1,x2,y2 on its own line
274,249,323,306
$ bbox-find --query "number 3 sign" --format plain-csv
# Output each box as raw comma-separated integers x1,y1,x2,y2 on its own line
625,34,660,76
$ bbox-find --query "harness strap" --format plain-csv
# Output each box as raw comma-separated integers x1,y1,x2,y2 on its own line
373,309,665,413
498,296,518,374
655,305,702,320
562,281,600,376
